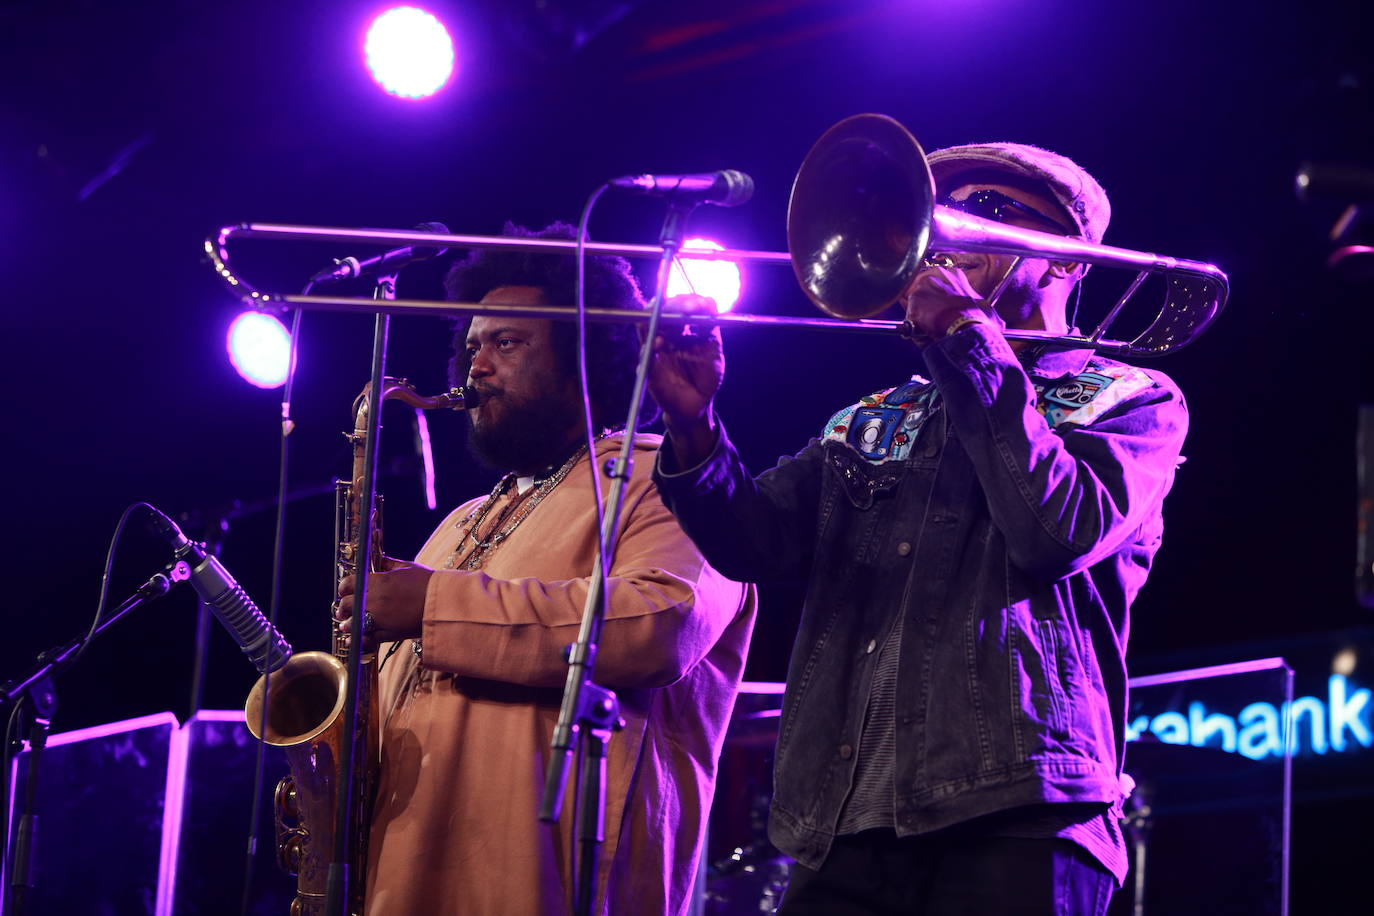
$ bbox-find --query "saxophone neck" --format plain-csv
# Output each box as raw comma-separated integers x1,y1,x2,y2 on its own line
354,378,480,433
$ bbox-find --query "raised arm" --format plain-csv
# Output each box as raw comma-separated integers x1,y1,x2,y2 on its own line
923,322,1187,581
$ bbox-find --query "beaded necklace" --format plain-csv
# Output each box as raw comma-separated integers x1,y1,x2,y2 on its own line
403,440,596,669
444,442,590,572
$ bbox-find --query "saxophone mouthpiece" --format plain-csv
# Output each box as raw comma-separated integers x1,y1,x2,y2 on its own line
457,385,481,408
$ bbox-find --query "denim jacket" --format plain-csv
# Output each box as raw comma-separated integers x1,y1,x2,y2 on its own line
653,322,1188,870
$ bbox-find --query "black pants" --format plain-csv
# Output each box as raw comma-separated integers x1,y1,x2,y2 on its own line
778,830,1115,916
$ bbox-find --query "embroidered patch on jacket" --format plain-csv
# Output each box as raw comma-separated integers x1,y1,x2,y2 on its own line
822,376,935,463
1034,364,1156,428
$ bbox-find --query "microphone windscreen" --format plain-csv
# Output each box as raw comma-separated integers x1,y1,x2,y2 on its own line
413,221,452,258
718,170,755,207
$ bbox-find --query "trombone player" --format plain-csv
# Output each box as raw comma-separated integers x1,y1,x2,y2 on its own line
650,142,1188,914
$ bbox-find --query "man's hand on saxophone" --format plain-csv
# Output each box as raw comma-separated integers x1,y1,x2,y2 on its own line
334,557,433,649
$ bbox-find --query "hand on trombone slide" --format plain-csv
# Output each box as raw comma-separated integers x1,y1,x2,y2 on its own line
901,261,1007,343
649,294,725,468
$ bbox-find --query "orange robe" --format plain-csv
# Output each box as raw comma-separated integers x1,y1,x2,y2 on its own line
366,434,755,915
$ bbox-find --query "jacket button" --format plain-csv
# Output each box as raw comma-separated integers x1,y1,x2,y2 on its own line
839,744,853,759
897,541,912,556
866,639,877,654
923,444,938,457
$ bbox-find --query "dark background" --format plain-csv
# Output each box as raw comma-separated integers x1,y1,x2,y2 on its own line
3,0,1372,910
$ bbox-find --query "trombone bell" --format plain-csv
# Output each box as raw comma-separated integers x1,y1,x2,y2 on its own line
785,113,1229,357
787,114,936,321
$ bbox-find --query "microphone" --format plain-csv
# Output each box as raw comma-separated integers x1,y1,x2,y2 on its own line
608,170,754,207
308,221,452,286
147,507,293,674
1295,163,1374,204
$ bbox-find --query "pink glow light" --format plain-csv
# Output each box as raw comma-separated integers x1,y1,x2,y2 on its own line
191,708,247,723
364,7,456,100
26,711,180,748
667,238,743,313
156,723,191,916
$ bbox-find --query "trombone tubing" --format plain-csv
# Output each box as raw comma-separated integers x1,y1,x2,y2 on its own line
206,220,1218,353
213,216,1225,287
930,210,1228,282
257,291,902,334
215,222,793,264
208,222,907,335
250,291,1136,350
205,222,792,310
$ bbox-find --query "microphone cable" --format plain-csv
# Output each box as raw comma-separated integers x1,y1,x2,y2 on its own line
575,186,612,567
238,296,305,916
569,187,614,912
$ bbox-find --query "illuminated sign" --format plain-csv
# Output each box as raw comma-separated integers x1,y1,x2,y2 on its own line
1127,673,1372,760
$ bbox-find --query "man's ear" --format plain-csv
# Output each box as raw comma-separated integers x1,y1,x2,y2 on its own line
1036,260,1085,290
1046,260,1085,280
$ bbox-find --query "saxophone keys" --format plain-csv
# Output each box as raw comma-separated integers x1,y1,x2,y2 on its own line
275,776,300,821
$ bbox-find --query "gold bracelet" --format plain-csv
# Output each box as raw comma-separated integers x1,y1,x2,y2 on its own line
942,315,986,338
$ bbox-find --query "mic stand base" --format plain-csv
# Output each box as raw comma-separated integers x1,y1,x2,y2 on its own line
574,684,622,916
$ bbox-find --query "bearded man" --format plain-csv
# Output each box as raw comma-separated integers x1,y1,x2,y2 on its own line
336,222,756,915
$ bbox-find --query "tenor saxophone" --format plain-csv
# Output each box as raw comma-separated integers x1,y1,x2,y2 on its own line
245,378,476,916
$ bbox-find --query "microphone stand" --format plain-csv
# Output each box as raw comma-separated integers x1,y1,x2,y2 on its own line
3,678,53,916
324,273,395,916
1,568,176,916
1123,783,1154,916
539,201,695,915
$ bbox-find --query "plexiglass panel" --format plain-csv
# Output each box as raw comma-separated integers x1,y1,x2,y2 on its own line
1119,658,1293,916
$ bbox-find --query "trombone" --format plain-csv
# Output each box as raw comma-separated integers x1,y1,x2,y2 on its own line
207,114,1228,359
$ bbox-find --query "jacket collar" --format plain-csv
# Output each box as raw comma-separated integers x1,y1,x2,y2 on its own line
1018,335,1094,381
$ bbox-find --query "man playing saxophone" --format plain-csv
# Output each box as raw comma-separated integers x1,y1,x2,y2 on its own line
334,221,756,915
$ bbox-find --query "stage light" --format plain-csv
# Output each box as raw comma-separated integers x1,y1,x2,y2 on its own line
226,312,292,389
667,238,742,313
1333,645,1358,677
364,7,455,100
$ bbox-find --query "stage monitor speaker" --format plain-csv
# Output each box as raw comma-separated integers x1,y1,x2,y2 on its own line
5,710,293,915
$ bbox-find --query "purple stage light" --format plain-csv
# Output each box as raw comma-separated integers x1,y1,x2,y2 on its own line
364,7,456,100
667,238,742,313
226,312,292,389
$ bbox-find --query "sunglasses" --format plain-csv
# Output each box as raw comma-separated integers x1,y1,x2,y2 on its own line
938,188,1073,235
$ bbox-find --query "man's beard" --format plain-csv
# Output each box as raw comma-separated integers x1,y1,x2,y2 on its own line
466,386,582,474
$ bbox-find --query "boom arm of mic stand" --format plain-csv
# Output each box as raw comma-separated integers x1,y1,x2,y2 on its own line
1,568,176,916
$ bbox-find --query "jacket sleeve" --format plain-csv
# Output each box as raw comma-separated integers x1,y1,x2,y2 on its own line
653,421,826,584
417,474,750,690
922,322,1188,581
